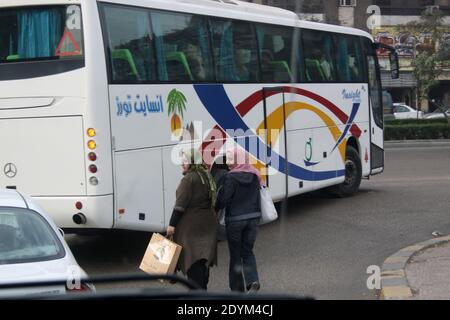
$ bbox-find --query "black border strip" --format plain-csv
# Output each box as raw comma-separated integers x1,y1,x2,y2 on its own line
0,59,85,81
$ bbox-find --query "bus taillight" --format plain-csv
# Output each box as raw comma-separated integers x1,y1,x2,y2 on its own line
87,128,96,137
89,165,98,174
87,140,96,150
86,128,98,185
88,152,97,161
89,177,99,186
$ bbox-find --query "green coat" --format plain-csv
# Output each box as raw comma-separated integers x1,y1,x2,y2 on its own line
173,171,218,274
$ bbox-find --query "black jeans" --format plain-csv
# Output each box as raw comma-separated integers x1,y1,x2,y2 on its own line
226,218,259,292
187,259,209,290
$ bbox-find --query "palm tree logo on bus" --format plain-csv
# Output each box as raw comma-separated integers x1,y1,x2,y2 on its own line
167,89,187,137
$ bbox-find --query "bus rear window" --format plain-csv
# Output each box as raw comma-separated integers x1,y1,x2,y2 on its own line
0,5,83,63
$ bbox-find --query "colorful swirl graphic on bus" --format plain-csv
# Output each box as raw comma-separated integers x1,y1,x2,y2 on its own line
195,85,362,182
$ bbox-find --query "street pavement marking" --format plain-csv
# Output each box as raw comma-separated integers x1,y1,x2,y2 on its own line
381,286,413,300
402,245,425,252
384,256,409,264
381,270,405,277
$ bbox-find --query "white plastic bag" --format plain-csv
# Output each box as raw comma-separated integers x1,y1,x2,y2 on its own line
260,186,278,225
218,208,226,227
217,208,227,241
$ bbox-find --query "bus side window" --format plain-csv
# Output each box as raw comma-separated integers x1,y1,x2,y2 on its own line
336,35,364,83
210,18,258,82
302,30,336,83
150,11,213,82
102,4,155,83
256,24,294,83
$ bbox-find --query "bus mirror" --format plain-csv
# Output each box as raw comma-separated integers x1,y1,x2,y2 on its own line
375,42,400,79
390,51,399,79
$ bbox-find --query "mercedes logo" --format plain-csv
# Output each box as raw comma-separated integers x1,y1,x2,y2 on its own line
4,163,17,178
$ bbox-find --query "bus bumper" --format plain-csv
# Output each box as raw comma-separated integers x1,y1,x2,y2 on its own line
31,194,114,229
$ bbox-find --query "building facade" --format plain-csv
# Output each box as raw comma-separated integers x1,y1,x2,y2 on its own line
243,0,450,111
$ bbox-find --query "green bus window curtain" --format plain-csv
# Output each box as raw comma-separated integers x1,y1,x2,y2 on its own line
18,8,62,59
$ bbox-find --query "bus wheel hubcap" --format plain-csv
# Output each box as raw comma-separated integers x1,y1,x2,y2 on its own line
344,160,357,186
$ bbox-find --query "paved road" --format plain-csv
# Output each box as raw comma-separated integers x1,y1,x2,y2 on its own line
66,143,450,299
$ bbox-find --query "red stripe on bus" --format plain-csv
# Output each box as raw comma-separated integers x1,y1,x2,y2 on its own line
235,87,361,137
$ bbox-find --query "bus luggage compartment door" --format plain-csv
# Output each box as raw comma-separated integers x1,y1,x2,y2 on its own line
0,116,86,196
113,148,165,232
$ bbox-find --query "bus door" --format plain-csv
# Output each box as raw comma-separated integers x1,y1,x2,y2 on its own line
262,87,288,201
367,54,384,173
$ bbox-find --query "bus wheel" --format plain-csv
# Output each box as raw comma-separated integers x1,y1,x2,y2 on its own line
333,146,362,197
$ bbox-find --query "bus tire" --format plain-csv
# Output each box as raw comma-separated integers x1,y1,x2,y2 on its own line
332,146,362,197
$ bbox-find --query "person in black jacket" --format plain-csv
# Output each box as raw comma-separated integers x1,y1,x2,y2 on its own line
216,147,265,293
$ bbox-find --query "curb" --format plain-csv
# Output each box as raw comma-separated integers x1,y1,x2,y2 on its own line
385,139,450,148
379,235,450,300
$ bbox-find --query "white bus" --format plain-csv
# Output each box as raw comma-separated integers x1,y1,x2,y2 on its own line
0,0,398,233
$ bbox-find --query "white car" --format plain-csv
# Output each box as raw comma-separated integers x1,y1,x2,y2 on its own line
393,103,424,119
0,189,92,298
425,109,450,119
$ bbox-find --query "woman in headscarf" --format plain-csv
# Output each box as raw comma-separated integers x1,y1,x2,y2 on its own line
166,148,218,290
216,147,265,293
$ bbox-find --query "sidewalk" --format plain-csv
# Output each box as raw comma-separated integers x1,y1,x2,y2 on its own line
380,236,450,300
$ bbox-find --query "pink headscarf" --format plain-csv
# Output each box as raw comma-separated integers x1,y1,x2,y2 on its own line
227,147,266,187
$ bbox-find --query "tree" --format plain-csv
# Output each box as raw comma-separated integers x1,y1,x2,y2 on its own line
167,89,187,135
400,9,449,122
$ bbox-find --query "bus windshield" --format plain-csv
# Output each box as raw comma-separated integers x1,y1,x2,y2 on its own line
0,5,84,63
